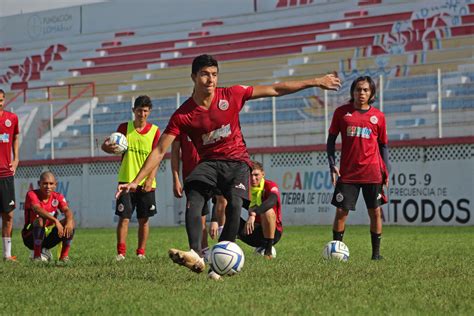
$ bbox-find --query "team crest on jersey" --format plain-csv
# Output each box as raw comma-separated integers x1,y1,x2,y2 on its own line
4,119,12,127
52,199,59,207
336,193,344,203
218,99,229,111
370,116,378,124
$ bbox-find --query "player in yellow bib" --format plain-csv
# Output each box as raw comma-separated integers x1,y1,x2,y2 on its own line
102,96,160,261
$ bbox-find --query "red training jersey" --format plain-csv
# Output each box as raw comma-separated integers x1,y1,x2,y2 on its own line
24,190,68,227
164,86,254,166
179,132,200,180
255,179,283,233
328,103,388,183
0,111,19,178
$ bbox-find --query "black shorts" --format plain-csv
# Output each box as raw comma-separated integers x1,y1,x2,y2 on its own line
116,190,157,219
22,225,63,250
184,160,250,209
331,182,383,211
237,218,282,247
0,176,15,213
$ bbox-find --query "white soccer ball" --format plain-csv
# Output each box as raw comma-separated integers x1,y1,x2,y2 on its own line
210,241,245,276
108,132,128,155
322,240,350,262
30,248,53,262
255,246,277,258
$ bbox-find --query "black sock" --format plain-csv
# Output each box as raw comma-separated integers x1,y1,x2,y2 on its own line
371,231,382,257
333,230,344,241
264,238,274,255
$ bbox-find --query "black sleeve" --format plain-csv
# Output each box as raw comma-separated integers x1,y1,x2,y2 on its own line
253,193,278,215
379,142,391,172
327,133,337,170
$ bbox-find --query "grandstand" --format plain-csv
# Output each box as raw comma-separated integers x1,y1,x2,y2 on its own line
0,0,473,159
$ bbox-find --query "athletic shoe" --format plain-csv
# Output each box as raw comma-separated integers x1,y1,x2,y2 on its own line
371,255,384,261
168,248,205,273
31,256,47,263
208,269,222,281
116,254,126,261
137,254,146,260
202,248,210,264
4,256,18,262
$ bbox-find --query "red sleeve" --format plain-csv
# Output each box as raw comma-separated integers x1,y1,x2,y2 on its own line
152,127,160,149
163,112,182,137
56,193,69,210
117,122,128,134
328,108,341,135
378,113,388,145
13,114,19,135
26,191,40,207
229,85,254,111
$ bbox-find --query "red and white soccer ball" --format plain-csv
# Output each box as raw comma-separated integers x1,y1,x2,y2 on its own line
322,240,350,262
210,241,245,276
108,132,128,155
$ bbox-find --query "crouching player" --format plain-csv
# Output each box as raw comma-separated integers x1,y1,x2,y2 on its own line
238,161,282,259
21,171,75,262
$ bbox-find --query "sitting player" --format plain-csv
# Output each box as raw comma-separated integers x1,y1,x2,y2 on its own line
238,161,282,259
21,171,75,262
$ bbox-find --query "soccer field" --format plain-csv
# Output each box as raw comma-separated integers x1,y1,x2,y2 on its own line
1,225,472,315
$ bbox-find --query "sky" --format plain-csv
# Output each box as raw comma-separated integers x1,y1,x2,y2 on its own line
0,0,106,17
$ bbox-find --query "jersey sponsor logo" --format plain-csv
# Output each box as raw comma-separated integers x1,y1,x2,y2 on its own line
336,193,344,202
346,126,371,139
4,119,12,127
235,183,246,190
52,199,59,207
117,203,125,212
202,124,231,145
0,133,9,143
370,116,378,124
218,99,229,111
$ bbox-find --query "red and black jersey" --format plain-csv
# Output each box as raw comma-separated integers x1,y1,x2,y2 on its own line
0,111,19,178
24,190,68,226
329,103,388,183
255,179,283,233
164,85,254,166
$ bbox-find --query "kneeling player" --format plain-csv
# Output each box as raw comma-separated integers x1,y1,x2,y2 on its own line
238,161,282,259
21,171,75,262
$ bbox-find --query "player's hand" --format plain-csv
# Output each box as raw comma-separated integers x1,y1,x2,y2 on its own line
116,182,137,199
63,220,74,238
330,166,340,186
143,178,154,192
102,138,120,154
316,73,341,91
173,181,183,198
209,221,219,239
245,215,255,235
55,220,65,238
9,159,19,175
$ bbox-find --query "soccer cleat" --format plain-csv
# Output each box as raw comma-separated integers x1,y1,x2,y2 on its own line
208,269,222,281
168,248,205,273
31,256,47,263
137,254,146,260
371,255,384,261
59,256,70,263
116,254,126,261
4,256,18,263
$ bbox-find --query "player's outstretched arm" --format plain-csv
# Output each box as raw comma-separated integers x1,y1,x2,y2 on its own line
250,73,341,99
116,133,176,198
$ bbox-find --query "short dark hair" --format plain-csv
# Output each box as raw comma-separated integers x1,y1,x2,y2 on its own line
350,76,376,105
133,95,152,109
0,89,5,97
251,160,264,172
192,54,219,75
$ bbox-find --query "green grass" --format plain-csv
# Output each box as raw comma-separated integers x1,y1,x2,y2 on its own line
0,226,472,315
